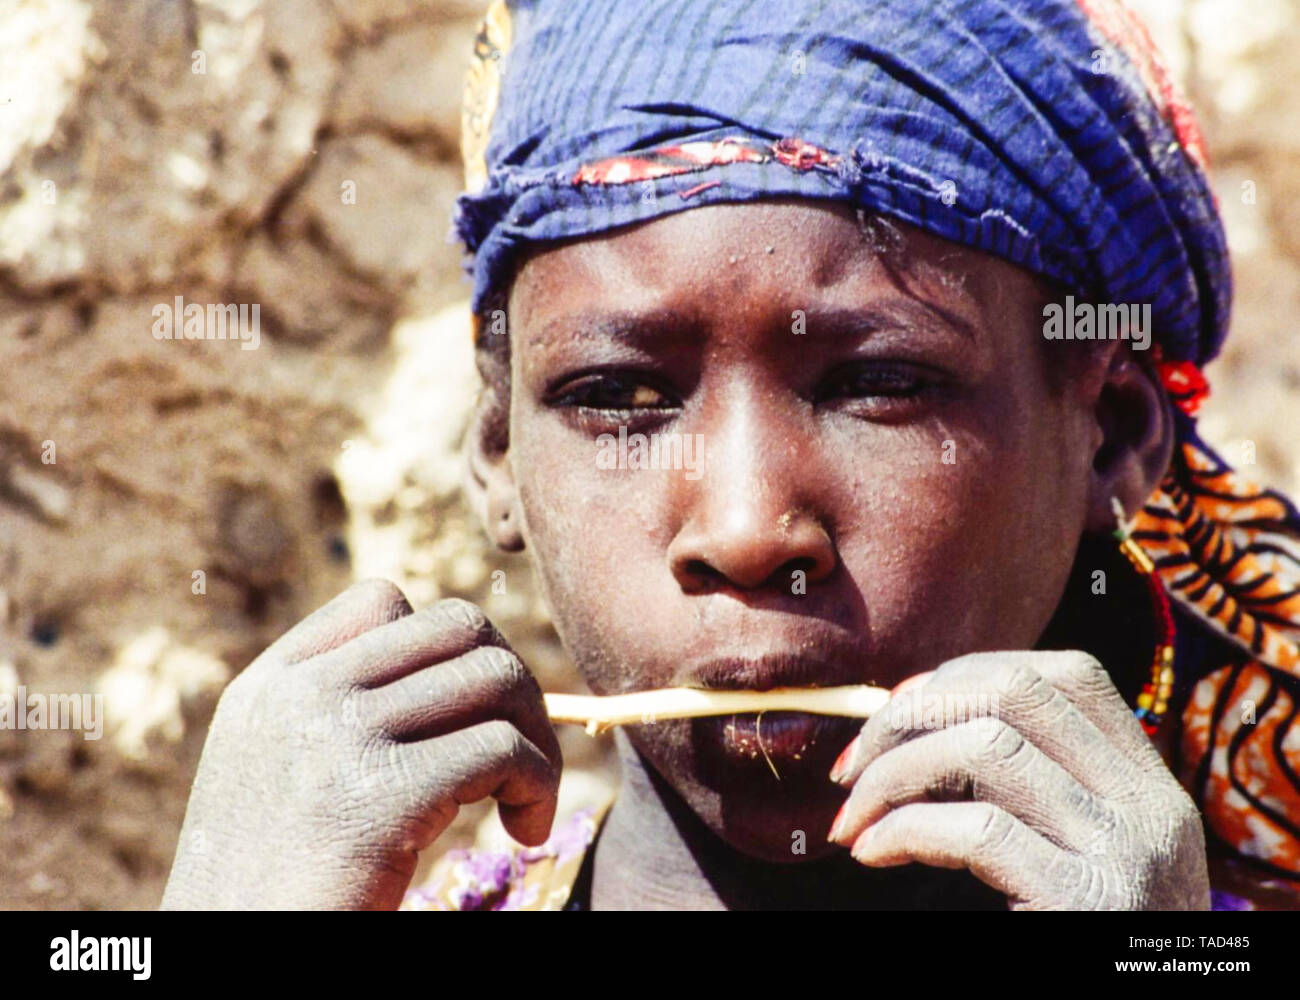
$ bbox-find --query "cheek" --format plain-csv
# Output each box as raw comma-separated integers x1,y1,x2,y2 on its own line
510,412,675,686
834,399,1087,662
510,377,1090,686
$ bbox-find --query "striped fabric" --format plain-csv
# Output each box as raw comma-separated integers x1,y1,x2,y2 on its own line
453,0,1300,893
1134,424,1300,883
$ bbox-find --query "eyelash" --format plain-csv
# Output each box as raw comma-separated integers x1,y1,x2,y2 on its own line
549,374,681,425
548,374,681,413
548,362,941,423
814,362,939,411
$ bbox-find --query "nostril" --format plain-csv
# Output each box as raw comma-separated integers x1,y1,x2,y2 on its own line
669,510,838,593
677,554,830,594
782,555,819,579
680,559,727,593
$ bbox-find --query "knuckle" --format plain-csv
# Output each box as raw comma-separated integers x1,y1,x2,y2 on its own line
970,716,1022,765
484,646,537,694
335,685,367,731
351,728,397,793
433,597,490,634
457,645,535,701
393,606,451,646
399,602,499,655
1062,650,1107,680
1065,780,1106,826
1076,861,1110,909
483,718,524,757
973,802,1014,852
1054,650,1116,698
351,577,412,618
997,660,1046,700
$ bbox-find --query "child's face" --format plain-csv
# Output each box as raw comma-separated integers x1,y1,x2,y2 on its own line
504,200,1096,861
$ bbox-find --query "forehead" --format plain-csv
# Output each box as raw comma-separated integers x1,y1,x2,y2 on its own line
507,200,1049,342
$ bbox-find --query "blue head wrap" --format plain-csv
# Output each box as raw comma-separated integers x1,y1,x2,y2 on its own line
450,2,1300,888
454,0,1230,371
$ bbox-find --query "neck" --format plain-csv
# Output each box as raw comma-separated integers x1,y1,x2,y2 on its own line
589,731,726,910
589,730,1004,910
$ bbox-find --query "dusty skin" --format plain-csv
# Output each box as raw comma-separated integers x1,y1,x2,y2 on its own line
165,202,1208,910
5,0,1294,914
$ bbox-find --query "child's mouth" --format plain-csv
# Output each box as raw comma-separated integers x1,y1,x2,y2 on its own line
678,650,875,776
704,711,862,768
688,651,868,693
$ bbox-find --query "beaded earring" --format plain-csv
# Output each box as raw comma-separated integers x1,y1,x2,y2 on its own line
1111,497,1176,736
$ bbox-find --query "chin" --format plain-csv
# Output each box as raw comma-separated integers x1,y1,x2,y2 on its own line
711,776,848,862
635,718,854,863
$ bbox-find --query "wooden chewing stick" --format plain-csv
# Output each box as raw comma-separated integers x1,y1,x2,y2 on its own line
544,685,890,736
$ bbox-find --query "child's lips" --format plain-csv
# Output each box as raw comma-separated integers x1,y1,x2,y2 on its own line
672,651,878,773
716,711,859,758
685,651,870,692
694,711,861,772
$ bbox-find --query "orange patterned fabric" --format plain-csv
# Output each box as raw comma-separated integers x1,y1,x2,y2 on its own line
1133,434,1300,885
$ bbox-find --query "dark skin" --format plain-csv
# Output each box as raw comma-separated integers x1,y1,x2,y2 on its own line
482,200,1202,907
499,200,1086,854
163,200,1208,909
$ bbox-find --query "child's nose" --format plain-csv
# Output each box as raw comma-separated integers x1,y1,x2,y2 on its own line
665,394,837,593
667,504,837,593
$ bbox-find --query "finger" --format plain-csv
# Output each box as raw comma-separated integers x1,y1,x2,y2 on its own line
830,717,1111,854
266,578,413,665
838,651,1140,797
848,801,1092,909
316,598,506,688
827,670,934,783
364,644,562,773
917,652,1147,795
403,720,560,847
1029,650,1167,772
833,666,963,785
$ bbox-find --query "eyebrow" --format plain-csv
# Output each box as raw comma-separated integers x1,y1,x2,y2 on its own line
802,300,978,343
525,308,699,349
525,297,978,349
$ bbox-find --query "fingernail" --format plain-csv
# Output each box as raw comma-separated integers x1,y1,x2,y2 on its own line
827,799,850,842
828,736,859,783
849,825,877,862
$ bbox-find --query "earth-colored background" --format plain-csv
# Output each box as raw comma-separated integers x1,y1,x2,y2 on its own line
0,0,1295,909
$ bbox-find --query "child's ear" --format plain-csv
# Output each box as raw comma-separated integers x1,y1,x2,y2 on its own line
1084,344,1176,533
465,372,525,553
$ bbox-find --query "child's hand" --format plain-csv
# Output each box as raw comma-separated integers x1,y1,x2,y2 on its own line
161,579,562,910
829,650,1210,910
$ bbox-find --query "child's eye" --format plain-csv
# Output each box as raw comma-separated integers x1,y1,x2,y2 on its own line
551,374,678,412
816,361,939,412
